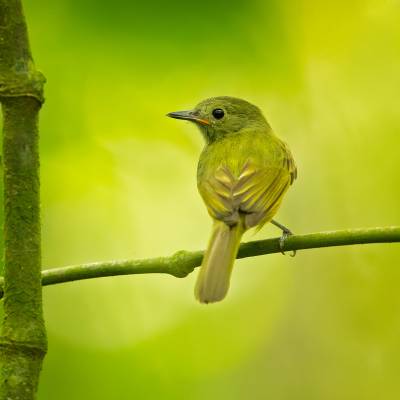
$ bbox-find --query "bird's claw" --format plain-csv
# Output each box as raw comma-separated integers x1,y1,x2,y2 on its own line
279,229,296,257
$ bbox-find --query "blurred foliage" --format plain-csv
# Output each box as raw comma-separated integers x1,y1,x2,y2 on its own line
1,0,400,398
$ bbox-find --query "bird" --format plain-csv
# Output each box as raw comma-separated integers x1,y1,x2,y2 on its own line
167,96,296,304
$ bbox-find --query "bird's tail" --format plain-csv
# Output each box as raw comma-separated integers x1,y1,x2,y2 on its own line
195,220,245,304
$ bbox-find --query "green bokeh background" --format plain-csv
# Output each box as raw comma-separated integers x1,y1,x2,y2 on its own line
2,0,400,398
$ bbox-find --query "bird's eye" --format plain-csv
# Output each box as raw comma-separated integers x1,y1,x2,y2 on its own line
212,108,225,120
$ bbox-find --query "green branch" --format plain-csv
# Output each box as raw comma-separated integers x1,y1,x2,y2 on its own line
0,227,398,298
0,0,46,399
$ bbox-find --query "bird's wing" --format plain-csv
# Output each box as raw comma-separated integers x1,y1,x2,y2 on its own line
199,151,295,229
281,141,297,185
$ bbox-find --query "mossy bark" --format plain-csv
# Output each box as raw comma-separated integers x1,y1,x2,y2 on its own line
0,0,46,399
0,98,46,399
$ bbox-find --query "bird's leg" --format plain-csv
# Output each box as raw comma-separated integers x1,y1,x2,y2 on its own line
270,219,296,257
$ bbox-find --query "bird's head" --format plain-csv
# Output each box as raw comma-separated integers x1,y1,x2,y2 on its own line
167,96,270,143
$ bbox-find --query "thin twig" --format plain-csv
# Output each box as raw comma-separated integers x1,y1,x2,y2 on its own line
1,226,398,299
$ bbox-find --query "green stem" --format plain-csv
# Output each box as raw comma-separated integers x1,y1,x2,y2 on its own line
0,1,46,399
0,226,398,296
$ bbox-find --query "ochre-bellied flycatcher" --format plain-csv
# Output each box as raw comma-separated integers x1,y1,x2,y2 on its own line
168,97,296,304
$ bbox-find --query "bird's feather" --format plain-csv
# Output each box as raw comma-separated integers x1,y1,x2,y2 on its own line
195,220,244,303
198,135,295,230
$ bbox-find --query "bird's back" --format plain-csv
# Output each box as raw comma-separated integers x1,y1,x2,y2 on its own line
197,128,296,230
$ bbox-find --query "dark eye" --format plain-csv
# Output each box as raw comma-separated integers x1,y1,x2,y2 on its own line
212,108,225,119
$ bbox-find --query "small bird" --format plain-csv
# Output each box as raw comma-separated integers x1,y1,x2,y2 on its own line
167,97,296,304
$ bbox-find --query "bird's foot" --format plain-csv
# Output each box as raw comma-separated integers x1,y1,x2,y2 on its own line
270,219,296,257
279,228,296,257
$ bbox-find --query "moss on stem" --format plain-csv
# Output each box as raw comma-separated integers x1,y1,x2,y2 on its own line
0,1,46,398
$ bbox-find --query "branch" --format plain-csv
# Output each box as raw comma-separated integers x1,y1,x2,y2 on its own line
0,226,398,298
0,1,46,398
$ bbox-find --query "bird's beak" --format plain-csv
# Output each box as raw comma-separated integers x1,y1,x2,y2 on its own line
167,110,210,126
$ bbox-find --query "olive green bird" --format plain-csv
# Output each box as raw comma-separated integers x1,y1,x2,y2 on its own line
168,96,296,304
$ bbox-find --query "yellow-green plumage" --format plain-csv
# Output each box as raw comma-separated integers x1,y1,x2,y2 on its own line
168,96,296,303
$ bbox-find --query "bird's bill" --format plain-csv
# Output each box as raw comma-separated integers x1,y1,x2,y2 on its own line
167,110,210,126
